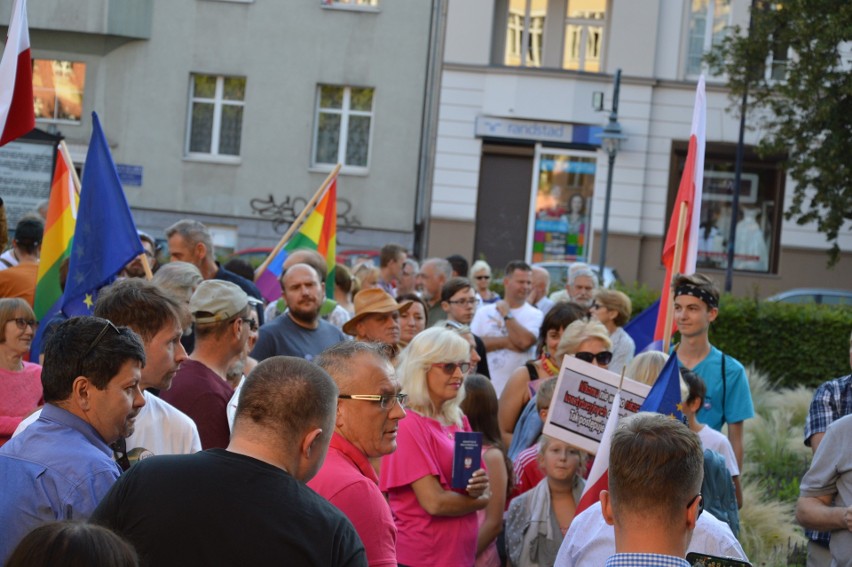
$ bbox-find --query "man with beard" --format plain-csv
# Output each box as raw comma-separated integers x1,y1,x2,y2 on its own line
121,231,158,278
417,257,452,324
0,317,146,564
252,263,346,362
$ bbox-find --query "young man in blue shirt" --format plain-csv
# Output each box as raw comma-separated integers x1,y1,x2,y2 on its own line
672,272,754,471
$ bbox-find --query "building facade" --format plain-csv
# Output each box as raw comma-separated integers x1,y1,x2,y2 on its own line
426,0,851,297
3,0,436,257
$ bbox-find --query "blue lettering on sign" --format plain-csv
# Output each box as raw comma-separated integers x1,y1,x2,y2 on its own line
116,164,143,187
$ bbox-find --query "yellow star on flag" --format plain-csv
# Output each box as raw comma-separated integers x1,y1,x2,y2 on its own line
83,293,94,309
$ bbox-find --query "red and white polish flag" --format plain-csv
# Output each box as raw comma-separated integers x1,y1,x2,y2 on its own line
575,390,622,515
0,0,34,147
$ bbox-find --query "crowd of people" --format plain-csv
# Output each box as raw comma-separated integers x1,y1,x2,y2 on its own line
0,209,848,566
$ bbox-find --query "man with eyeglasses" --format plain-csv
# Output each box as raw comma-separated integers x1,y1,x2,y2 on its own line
161,280,251,449
309,342,406,567
14,279,199,463
440,277,489,377
0,316,146,564
597,412,705,567
252,263,346,362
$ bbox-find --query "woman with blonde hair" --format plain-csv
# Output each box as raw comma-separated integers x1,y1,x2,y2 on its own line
0,298,42,446
589,289,635,374
625,350,669,386
380,327,490,567
470,260,500,305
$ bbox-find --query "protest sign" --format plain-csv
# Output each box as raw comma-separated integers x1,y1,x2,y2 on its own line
542,356,650,455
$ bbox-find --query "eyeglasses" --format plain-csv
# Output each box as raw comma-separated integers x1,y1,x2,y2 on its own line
431,361,471,375
574,351,613,365
82,320,121,360
688,493,704,519
11,317,38,330
338,393,408,410
240,317,258,332
447,298,479,306
475,275,491,280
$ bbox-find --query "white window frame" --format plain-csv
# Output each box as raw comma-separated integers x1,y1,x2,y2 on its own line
685,0,732,79
310,85,375,175
33,59,87,125
184,74,245,164
562,1,606,72
505,0,547,67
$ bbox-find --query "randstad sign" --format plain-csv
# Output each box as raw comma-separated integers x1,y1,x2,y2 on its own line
474,116,601,146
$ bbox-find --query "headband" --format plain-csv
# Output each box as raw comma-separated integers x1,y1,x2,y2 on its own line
674,284,718,309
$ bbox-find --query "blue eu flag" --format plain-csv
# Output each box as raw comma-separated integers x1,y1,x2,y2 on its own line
61,112,143,316
639,352,685,423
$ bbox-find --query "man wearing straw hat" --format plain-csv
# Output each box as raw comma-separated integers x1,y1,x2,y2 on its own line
343,288,412,348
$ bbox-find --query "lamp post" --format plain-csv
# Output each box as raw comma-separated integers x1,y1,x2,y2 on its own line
595,69,627,284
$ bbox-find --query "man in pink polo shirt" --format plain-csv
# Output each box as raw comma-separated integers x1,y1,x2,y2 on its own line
309,342,406,567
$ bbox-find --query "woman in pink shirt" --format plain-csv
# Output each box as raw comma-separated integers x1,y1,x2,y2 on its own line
380,327,490,567
0,298,43,445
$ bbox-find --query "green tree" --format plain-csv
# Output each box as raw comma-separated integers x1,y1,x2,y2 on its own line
706,0,852,265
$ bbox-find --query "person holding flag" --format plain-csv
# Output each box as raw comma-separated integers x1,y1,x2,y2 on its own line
671,272,753,471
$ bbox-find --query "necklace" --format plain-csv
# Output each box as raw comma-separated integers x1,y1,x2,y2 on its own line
540,353,560,377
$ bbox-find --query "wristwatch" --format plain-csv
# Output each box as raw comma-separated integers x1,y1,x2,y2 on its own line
503,313,513,321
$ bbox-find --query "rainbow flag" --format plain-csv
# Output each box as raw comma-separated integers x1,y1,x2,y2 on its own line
33,147,78,320
256,177,337,302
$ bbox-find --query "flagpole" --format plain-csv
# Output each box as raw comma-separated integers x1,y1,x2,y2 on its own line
662,202,689,353
254,164,341,280
58,140,81,194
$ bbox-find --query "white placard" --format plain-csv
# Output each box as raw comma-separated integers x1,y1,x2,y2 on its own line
542,356,650,455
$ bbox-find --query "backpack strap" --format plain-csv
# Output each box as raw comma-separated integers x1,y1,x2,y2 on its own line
720,351,727,426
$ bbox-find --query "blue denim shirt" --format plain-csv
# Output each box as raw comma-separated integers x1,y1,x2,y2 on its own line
0,404,121,563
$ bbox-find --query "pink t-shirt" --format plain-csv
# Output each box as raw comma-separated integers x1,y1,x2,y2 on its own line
0,361,43,446
379,411,478,567
308,432,397,567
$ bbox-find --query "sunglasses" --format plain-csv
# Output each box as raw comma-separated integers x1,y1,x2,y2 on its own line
79,320,121,377
431,361,471,375
447,298,479,306
575,351,613,365
11,317,38,330
240,317,259,332
688,493,704,519
475,275,491,280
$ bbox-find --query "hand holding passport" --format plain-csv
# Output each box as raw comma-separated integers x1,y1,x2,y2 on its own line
451,432,484,491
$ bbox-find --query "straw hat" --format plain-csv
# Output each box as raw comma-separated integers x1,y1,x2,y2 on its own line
342,288,413,336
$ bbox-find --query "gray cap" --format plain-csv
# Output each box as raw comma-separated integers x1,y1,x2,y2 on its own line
190,280,249,324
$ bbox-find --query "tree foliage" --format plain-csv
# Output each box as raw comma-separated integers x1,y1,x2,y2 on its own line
705,0,852,265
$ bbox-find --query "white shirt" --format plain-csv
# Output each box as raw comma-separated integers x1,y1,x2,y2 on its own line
698,424,740,476
0,249,17,271
470,302,543,397
554,501,748,566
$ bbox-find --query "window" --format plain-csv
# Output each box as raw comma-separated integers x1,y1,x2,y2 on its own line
505,0,547,67
312,85,374,170
686,0,731,77
503,0,606,72
666,142,785,274
32,60,86,123
186,74,246,159
563,0,606,72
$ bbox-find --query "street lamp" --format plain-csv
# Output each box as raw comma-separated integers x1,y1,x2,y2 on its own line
595,69,627,284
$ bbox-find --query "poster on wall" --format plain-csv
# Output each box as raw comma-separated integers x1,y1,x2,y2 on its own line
528,148,597,264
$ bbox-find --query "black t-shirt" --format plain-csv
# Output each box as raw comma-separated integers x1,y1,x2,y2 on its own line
91,449,366,567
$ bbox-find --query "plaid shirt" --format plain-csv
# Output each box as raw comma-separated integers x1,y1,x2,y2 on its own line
803,373,852,546
605,553,691,567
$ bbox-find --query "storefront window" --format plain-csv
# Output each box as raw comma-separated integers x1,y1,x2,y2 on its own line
668,142,784,273
528,149,597,263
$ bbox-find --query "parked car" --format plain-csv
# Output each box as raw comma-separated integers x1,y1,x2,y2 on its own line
227,247,380,270
765,288,852,305
533,261,621,291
